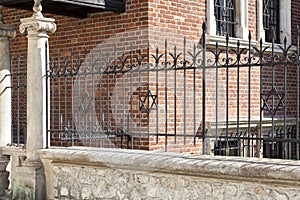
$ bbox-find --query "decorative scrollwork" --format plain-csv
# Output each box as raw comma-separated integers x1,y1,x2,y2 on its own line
20,17,56,34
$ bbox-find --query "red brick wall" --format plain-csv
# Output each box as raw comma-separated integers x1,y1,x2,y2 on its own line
248,0,257,40
2,0,298,155
292,0,300,45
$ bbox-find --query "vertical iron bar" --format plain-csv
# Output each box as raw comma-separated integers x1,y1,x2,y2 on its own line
215,42,219,150
183,37,187,145
58,51,62,146
17,55,20,145
130,44,134,148
63,56,68,145
114,47,118,147
202,23,207,154
138,49,142,145
51,58,55,146
10,57,13,145
70,50,75,146
283,37,287,159
147,42,150,147
247,31,252,157
106,52,110,147
99,49,104,147
92,52,96,147
174,46,178,144
297,25,300,160
23,56,27,145
165,40,168,151
193,44,197,145
77,52,81,147
45,42,49,148
155,47,159,144
259,39,263,159
237,40,241,156
121,50,126,148
225,34,229,154
271,29,275,154
83,50,90,147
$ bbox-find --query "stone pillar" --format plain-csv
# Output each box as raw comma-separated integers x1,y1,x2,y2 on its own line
12,1,56,199
19,1,56,163
0,5,16,196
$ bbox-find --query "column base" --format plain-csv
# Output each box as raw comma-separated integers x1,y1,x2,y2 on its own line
12,162,46,200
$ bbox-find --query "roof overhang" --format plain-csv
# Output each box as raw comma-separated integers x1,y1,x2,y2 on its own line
1,0,125,18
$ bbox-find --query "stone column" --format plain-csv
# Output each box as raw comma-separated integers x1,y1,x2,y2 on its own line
13,1,56,199
19,0,56,163
0,5,16,196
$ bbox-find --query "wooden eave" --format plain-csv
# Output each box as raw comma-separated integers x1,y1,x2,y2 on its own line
1,0,125,18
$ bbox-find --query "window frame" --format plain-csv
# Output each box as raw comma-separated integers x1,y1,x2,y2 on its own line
207,0,250,47
214,0,237,37
257,0,291,45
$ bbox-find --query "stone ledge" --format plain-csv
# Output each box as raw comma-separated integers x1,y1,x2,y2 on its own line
1,146,26,156
39,147,300,186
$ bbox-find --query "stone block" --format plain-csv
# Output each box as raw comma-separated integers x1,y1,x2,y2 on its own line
12,163,46,200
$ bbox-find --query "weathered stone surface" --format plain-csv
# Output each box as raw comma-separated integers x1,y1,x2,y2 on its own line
52,164,300,199
39,148,300,199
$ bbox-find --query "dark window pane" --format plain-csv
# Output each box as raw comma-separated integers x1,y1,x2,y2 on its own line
214,0,236,37
263,0,280,43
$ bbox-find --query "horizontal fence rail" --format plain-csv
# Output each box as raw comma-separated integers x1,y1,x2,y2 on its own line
45,23,300,160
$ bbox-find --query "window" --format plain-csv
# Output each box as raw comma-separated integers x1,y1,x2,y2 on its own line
207,0,249,47
258,0,291,44
263,0,280,43
214,0,236,37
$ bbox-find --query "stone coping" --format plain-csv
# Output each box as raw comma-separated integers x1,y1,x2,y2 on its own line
1,146,26,156
39,147,300,186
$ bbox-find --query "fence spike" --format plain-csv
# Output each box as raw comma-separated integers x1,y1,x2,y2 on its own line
202,22,207,32
248,31,251,41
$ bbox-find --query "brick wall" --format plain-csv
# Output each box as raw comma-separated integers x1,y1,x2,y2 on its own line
2,1,299,154
292,0,300,45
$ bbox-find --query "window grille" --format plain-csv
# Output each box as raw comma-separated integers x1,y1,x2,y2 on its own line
214,0,236,37
214,140,239,156
263,0,280,43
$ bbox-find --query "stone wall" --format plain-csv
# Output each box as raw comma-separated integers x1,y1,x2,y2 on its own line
39,147,300,200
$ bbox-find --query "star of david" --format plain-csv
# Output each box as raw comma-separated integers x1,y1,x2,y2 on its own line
139,90,158,114
261,87,285,117
78,92,94,112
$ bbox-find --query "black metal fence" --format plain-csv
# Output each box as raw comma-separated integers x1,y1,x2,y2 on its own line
1,55,27,146
45,24,300,159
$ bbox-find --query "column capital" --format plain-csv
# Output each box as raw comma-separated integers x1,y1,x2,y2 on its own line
19,16,56,36
0,24,16,39
0,5,16,39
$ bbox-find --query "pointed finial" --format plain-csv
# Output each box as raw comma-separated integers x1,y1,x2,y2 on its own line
260,38,263,47
202,22,207,33
226,33,229,42
284,36,287,44
248,30,251,41
33,0,43,17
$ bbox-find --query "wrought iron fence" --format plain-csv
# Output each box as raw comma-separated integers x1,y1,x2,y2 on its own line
45,23,300,160
1,55,27,146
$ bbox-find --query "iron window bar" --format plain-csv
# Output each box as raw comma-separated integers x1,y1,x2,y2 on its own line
214,0,236,37
263,0,280,43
